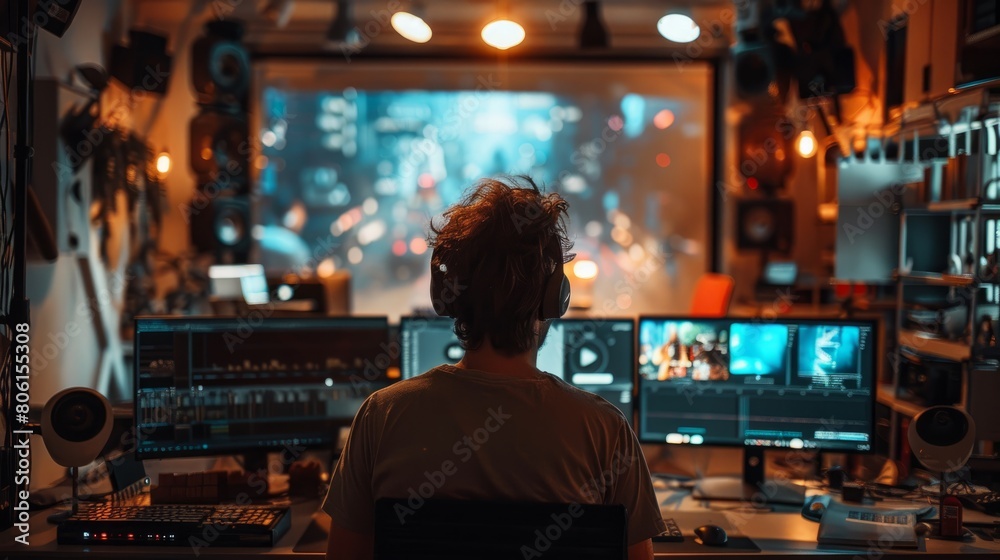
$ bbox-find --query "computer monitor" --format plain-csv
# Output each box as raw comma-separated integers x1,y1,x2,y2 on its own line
637,316,878,505
133,316,392,465
399,316,466,379
400,316,634,419
536,318,634,420
209,264,270,305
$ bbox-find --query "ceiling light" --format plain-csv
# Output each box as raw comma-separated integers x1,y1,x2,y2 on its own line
657,13,700,43
579,1,609,48
482,19,525,50
391,12,432,43
326,0,360,46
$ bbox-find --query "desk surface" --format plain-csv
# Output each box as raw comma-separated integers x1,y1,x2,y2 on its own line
2,486,999,558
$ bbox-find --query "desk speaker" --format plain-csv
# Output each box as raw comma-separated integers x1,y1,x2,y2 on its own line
737,198,794,252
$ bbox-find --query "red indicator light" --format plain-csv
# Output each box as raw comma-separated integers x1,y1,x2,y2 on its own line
747,177,759,190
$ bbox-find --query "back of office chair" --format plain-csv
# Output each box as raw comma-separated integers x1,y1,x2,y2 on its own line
690,273,734,317
373,498,627,560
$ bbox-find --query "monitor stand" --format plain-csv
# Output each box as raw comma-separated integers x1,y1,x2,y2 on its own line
243,451,273,476
692,447,805,506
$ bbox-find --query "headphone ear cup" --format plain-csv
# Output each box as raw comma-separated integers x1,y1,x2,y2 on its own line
429,247,456,317
540,271,571,319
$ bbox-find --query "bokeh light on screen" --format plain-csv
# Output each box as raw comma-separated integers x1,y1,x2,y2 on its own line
573,260,599,280
653,109,675,129
409,238,428,255
255,63,712,317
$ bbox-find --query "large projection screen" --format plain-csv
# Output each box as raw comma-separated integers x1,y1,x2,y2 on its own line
253,61,713,318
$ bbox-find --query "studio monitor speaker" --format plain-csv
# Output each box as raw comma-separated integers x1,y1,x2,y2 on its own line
41,388,113,468
189,108,249,186
34,0,82,37
110,30,172,95
190,192,251,263
736,198,794,253
191,20,250,108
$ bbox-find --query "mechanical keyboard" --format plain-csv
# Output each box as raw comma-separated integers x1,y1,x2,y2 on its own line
958,492,1000,516
56,503,291,546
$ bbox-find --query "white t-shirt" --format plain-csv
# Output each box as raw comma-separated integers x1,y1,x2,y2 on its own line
322,364,665,546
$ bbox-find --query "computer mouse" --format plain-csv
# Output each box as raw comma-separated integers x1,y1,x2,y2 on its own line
694,524,728,546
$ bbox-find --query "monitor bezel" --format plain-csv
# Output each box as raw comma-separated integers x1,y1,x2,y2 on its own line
635,315,880,452
132,314,391,461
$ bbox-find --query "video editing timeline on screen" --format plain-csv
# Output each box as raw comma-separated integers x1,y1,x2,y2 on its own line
401,317,635,418
637,318,875,451
134,317,392,458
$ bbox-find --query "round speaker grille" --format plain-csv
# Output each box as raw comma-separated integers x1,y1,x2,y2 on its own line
742,207,775,242
915,408,969,447
51,392,109,443
209,43,249,95
216,208,247,246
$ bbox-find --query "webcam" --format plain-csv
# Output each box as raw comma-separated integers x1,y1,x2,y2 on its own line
41,387,113,468
907,406,976,473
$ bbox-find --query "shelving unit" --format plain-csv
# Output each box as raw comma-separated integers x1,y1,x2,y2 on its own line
880,84,1000,465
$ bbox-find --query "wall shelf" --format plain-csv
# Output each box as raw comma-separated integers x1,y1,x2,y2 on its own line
877,384,927,418
896,272,976,286
898,329,971,361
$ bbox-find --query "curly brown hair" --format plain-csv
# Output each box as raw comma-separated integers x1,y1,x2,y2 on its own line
429,176,573,355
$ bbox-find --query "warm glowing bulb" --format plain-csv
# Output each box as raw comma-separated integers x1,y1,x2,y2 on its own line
155,152,171,176
573,260,599,280
657,13,700,43
797,130,818,158
482,19,525,50
391,12,432,43
317,258,336,278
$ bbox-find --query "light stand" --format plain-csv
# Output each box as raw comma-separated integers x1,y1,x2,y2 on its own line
1,0,36,532
46,467,79,524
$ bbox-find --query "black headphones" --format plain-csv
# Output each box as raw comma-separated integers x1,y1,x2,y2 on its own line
430,243,571,320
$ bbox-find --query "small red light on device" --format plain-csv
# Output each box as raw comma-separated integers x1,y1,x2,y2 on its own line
747,177,759,190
